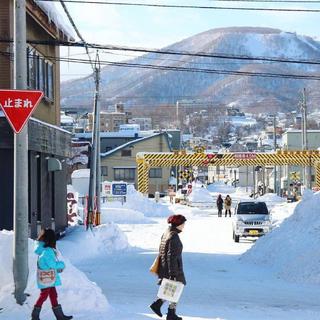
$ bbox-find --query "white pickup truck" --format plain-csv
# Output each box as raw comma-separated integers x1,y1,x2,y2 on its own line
232,201,272,243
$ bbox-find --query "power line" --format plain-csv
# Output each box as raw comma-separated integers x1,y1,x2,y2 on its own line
2,38,320,65
206,0,320,3
1,38,319,66
44,54,320,80
37,0,320,12
102,49,262,66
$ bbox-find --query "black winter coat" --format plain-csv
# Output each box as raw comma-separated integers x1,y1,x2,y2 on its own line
216,197,223,210
157,226,186,285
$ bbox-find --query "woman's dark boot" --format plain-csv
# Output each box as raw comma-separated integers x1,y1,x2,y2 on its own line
167,308,182,320
31,306,41,320
52,305,73,320
150,299,164,317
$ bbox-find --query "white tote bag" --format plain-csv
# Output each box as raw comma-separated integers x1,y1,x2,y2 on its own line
157,278,184,303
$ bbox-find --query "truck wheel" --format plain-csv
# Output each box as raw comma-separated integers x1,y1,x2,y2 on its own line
234,234,240,243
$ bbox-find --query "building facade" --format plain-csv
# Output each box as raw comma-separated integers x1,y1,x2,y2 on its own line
129,117,153,131
0,0,72,237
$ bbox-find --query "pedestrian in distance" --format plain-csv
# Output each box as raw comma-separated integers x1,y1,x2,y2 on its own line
150,214,187,320
31,228,73,320
224,195,232,217
168,186,176,204
216,194,224,217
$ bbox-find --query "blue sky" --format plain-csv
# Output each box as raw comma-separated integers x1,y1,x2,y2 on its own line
59,0,320,80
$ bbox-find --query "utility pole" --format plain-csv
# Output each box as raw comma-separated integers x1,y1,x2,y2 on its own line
253,166,256,198
176,100,179,127
95,55,101,226
273,115,277,194
13,0,29,304
245,166,248,193
87,53,101,228
300,88,310,188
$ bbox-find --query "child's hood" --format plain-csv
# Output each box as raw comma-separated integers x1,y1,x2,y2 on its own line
34,241,45,255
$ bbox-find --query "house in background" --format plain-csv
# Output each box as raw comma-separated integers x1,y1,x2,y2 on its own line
100,132,172,195
0,0,73,238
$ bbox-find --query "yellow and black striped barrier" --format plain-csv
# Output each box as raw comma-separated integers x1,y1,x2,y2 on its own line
136,150,320,195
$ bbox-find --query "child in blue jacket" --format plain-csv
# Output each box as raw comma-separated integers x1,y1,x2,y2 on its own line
31,229,72,320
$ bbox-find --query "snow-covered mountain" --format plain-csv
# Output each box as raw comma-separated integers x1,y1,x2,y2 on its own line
61,27,320,113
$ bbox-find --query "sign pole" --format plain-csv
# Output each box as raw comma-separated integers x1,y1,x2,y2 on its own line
13,0,28,305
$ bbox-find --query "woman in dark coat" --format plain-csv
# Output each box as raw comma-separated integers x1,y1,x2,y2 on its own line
150,214,187,320
216,194,223,217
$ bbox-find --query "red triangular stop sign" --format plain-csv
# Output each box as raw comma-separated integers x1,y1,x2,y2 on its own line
0,89,43,133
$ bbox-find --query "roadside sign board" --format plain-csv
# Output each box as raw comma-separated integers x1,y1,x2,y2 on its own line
234,153,257,160
102,181,112,195
112,183,127,196
0,89,43,133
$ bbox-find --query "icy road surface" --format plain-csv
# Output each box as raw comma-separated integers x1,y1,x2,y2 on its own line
75,204,320,320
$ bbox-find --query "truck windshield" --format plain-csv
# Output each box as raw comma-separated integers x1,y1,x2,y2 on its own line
237,202,268,215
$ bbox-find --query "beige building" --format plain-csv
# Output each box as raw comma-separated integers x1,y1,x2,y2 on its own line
280,130,320,191
88,111,127,132
129,117,153,131
100,132,171,195
88,103,132,132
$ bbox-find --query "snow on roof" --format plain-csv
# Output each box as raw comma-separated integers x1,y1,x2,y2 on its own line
75,131,142,139
284,129,320,134
101,133,169,158
30,117,72,135
34,0,75,40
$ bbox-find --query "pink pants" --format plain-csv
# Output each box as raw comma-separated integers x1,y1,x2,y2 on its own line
35,287,58,308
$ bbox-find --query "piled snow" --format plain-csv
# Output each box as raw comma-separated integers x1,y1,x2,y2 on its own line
188,186,213,203
71,169,90,196
207,182,238,194
242,191,320,284
0,231,109,319
255,193,286,209
100,207,149,224
60,224,130,264
101,185,172,217
71,168,90,179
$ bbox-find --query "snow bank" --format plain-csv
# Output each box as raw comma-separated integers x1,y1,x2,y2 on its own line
207,182,238,194
100,207,150,224
242,191,320,284
60,224,130,264
100,185,172,217
257,193,285,204
0,231,109,319
255,193,286,212
188,187,213,203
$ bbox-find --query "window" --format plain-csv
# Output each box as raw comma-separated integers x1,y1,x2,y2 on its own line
149,168,162,178
114,168,135,182
101,166,108,176
121,149,132,157
27,47,54,101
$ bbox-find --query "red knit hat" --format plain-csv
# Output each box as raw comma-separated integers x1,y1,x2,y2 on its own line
167,214,187,226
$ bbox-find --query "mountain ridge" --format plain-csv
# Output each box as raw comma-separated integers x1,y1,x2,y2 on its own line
61,26,320,113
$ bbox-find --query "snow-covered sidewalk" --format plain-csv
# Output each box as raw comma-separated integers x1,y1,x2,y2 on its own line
2,188,320,320
70,204,320,319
